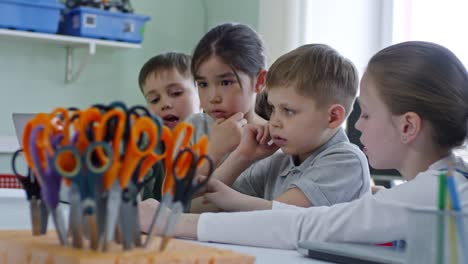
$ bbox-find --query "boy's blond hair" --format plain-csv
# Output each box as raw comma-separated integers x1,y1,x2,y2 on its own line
266,44,358,115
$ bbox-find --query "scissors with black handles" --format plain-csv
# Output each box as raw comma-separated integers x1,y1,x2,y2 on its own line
11,149,49,236
159,147,214,251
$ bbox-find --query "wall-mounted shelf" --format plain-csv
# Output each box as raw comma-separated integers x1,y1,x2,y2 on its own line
0,28,141,83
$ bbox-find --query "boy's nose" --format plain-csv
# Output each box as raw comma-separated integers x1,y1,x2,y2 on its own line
160,98,173,111
269,115,282,129
354,118,362,132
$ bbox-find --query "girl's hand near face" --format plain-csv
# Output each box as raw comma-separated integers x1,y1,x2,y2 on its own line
208,112,247,165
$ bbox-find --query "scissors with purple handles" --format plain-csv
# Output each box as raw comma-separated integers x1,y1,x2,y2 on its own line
28,124,68,246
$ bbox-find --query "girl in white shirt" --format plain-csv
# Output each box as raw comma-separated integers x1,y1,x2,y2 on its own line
140,41,468,250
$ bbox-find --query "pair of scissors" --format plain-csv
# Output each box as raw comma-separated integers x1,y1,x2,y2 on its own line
54,141,113,250
11,149,49,236
159,148,214,251
93,104,162,251
95,108,127,251
118,115,164,250
143,122,209,248
28,124,68,246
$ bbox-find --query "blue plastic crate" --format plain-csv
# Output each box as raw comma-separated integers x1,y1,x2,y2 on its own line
0,0,64,33
60,7,150,43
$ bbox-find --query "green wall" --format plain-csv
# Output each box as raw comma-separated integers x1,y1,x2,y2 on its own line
202,0,259,29
0,0,206,136
0,0,260,173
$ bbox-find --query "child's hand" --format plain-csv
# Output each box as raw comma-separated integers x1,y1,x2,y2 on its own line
209,112,247,162
139,198,160,234
372,185,386,194
203,178,244,211
234,123,279,162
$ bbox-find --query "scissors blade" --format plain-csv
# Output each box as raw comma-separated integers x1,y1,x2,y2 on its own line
29,197,43,235
133,198,142,247
119,183,139,250
50,207,68,246
143,194,172,248
84,213,99,251
39,199,49,234
96,184,106,245
68,184,83,248
119,199,135,250
159,202,184,251
101,182,121,251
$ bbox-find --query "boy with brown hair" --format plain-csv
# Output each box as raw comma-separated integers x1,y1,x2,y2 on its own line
137,52,200,200
138,52,200,129
202,44,371,210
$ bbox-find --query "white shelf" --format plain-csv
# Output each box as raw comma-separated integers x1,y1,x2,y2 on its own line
0,28,141,49
0,28,141,83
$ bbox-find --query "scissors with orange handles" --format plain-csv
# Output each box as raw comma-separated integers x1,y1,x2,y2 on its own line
94,104,164,251
93,108,127,251
143,122,208,248
159,147,214,251
118,114,164,250
28,124,69,246
54,141,114,250
11,148,49,236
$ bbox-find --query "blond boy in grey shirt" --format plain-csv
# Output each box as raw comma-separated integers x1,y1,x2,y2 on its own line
233,128,369,206
199,44,371,210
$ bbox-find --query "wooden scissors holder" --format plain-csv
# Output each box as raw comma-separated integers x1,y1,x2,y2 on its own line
0,230,254,264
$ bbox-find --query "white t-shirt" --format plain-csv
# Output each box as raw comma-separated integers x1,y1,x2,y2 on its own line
197,154,468,249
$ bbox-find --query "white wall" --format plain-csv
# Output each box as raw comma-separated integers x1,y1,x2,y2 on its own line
259,0,389,72
304,0,384,72
258,0,306,65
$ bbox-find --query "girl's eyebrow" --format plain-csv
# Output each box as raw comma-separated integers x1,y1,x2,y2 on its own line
216,72,236,79
194,72,236,80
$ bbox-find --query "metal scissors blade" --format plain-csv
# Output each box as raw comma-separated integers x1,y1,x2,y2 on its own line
159,201,183,251
68,183,84,248
29,196,48,236
11,149,49,236
100,182,121,251
143,194,173,248
119,182,139,250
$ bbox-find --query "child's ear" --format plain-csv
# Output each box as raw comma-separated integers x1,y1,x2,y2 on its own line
254,70,267,93
328,104,346,129
397,112,421,144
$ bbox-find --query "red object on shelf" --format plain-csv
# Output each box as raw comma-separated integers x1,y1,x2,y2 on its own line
377,242,394,247
0,174,22,189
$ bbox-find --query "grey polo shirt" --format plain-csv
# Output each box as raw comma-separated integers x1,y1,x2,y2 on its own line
232,128,371,206
185,113,214,145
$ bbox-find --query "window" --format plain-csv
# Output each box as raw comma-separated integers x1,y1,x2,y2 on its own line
393,0,468,160
392,0,468,67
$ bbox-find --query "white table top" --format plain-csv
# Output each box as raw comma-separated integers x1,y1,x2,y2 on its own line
0,191,328,263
